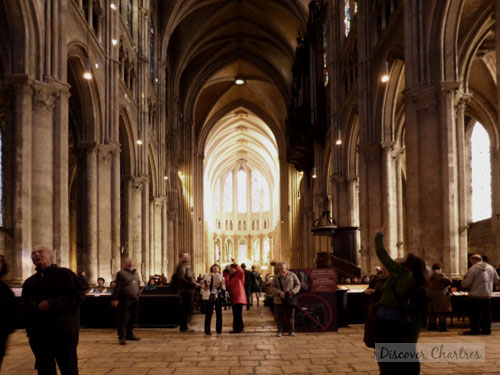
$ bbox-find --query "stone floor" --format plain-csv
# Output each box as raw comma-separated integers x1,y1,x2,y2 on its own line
2,301,500,375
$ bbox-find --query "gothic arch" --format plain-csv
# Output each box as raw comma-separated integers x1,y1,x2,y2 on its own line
118,108,136,177
196,99,285,159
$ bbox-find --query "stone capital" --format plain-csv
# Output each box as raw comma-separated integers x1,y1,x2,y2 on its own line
152,196,167,208
357,143,379,164
97,144,116,164
131,176,149,191
32,83,58,112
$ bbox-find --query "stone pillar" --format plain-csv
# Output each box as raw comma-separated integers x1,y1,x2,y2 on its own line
97,145,114,280
77,142,98,285
142,177,150,281
111,146,121,275
493,0,500,267
193,153,204,271
161,198,168,276
52,83,70,268
405,84,461,275
358,144,382,272
131,176,146,281
8,77,33,284
455,94,471,274
394,149,405,259
167,211,177,277
31,83,58,249
380,141,399,259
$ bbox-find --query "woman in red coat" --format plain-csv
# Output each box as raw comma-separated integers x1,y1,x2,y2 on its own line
227,261,246,333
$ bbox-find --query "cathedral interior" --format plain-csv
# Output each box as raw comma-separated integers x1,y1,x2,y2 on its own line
0,0,499,286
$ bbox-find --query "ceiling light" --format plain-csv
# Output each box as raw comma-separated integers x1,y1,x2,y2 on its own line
112,39,118,46
83,58,92,80
312,167,317,179
110,3,116,10
380,62,389,83
95,63,99,69
235,78,245,85
164,176,168,180
136,139,143,145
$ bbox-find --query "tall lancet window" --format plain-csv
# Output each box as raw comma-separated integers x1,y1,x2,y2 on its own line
344,0,351,37
149,16,155,81
127,0,133,35
262,177,270,212
238,169,246,213
215,180,220,212
471,122,492,222
323,24,329,86
252,172,260,212
224,172,232,212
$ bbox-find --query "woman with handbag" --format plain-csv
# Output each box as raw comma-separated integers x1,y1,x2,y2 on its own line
270,262,301,337
201,264,226,335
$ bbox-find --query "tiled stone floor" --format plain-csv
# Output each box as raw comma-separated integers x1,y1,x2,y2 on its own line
2,302,500,374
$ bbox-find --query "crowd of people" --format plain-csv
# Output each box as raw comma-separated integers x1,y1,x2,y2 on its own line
0,235,499,374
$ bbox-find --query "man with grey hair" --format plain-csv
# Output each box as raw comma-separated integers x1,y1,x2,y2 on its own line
462,253,499,335
22,246,86,375
111,258,141,344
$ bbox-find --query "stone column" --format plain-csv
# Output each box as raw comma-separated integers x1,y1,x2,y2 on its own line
131,176,147,281
77,142,98,285
8,77,33,284
405,84,461,275
167,211,177,277
161,198,168,276
111,145,121,275
394,148,405,259
358,144,382,272
31,83,58,249
52,83,70,268
380,141,399,259
455,94,471,274
97,145,114,280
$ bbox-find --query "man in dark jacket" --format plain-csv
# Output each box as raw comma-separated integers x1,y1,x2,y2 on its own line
0,255,16,370
241,263,254,310
22,246,86,375
111,258,141,344
175,253,200,332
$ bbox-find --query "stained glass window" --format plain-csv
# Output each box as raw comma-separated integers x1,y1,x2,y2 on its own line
262,178,270,212
150,17,154,81
252,172,260,212
344,0,351,38
471,122,491,222
215,180,220,212
238,241,247,262
263,238,270,262
224,172,232,212
127,0,133,35
323,24,329,86
238,169,246,213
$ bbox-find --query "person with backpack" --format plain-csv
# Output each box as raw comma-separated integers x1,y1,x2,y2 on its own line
251,265,262,306
174,253,200,332
373,233,428,375
241,263,253,310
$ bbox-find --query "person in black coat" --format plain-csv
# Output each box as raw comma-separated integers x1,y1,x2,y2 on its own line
241,263,254,310
0,255,16,370
22,246,86,375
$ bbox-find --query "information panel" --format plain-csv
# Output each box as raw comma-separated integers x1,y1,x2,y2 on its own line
290,268,337,332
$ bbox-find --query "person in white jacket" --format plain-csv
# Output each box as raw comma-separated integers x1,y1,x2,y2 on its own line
462,254,499,335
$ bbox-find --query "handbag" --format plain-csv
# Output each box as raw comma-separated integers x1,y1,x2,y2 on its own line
278,276,298,307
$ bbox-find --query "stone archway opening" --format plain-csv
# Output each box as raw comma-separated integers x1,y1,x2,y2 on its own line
203,108,279,270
